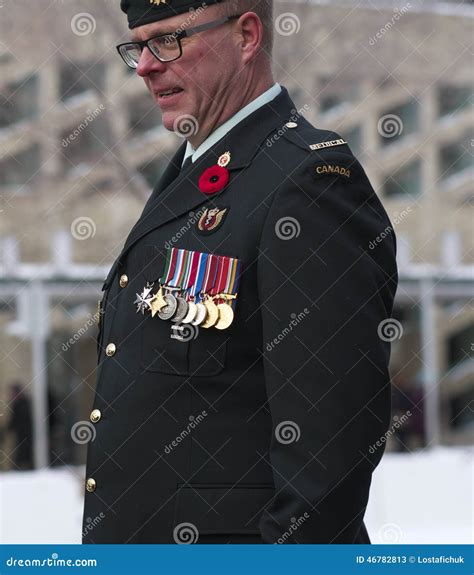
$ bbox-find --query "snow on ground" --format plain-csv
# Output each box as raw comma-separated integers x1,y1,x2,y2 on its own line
0,448,472,544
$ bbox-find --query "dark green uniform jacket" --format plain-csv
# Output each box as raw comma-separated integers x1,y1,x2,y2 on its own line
82,87,398,544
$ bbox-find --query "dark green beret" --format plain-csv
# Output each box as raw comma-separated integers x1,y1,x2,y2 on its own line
121,0,225,29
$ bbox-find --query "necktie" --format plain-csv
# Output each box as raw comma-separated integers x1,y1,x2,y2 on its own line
181,156,193,172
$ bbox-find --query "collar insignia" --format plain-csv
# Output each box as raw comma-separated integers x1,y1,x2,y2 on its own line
218,152,231,168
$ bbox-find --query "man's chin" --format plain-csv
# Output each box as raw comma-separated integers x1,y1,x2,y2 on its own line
161,110,199,140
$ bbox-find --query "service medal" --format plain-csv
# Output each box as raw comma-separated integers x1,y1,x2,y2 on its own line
201,298,219,328
134,283,154,315
158,293,178,320
149,285,167,317
192,302,207,326
214,303,234,330
181,301,197,324
171,296,189,323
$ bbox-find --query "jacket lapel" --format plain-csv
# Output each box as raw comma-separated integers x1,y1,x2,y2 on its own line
117,88,296,264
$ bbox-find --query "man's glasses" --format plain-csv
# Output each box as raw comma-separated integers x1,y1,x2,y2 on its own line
116,15,241,69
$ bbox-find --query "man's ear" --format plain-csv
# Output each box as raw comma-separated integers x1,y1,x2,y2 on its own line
236,12,264,64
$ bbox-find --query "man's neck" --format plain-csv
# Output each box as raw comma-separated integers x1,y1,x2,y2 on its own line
183,82,281,165
189,78,275,149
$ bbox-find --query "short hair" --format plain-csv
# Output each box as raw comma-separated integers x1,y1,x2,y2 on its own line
219,0,274,55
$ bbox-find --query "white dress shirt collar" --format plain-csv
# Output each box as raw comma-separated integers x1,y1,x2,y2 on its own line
181,83,282,166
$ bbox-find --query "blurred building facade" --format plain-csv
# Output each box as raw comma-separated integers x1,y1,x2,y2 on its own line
0,0,472,470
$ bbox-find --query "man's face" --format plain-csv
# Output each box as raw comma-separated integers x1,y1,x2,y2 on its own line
131,7,241,136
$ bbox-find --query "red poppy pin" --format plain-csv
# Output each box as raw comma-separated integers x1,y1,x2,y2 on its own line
198,165,230,195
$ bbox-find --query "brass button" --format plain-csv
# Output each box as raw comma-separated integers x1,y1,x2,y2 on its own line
119,274,129,288
90,409,101,423
106,343,116,357
86,477,96,492
285,122,298,129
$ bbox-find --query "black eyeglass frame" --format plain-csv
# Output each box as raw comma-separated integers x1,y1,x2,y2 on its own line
116,15,241,68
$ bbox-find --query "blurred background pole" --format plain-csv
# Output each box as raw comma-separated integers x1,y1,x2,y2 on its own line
420,278,440,447
30,279,49,469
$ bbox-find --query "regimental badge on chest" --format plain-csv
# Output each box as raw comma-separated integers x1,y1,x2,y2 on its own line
197,206,229,235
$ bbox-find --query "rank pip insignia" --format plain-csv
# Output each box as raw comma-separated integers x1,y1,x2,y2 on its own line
149,0,167,6
197,207,228,235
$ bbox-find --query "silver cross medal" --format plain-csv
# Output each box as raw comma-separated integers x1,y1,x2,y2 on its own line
134,282,155,315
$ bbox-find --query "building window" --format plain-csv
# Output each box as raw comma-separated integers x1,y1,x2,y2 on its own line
383,159,422,198
0,75,38,129
59,60,105,103
318,77,359,114
447,324,474,369
438,84,471,118
60,116,111,170
379,99,419,147
0,144,41,190
344,126,363,156
128,95,162,137
438,133,473,181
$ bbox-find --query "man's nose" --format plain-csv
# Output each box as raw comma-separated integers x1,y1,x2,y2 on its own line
136,47,167,77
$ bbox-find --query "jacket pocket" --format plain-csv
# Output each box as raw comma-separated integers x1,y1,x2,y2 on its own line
173,484,275,536
141,309,228,376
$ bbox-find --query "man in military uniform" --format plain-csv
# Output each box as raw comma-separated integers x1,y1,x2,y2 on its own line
82,0,398,544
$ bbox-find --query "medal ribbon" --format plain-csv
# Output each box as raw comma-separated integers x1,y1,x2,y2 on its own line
201,254,219,300
160,247,178,285
189,252,208,302
175,249,192,292
225,258,241,310
167,248,184,288
182,251,199,300
209,256,230,301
